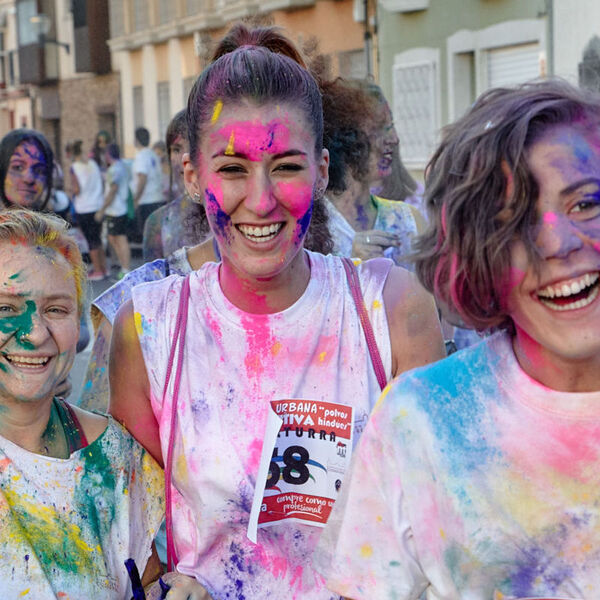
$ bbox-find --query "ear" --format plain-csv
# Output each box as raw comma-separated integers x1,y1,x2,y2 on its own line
183,152,202,201
316,148,329,194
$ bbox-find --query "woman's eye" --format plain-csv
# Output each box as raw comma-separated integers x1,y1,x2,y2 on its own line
0,305,16,314
32,165,46,179
571,195,600,216
9,164,23,173
274,163,303,173
218,164,246,174
47,306,69,315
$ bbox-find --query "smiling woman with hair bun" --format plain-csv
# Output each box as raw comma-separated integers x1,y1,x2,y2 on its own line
109,22,444,600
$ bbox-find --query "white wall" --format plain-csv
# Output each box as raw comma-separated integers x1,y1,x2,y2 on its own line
552,0,600,83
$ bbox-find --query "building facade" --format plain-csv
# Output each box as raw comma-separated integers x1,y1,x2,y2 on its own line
0,0,120,164
377,0,549,172
108,0,370,157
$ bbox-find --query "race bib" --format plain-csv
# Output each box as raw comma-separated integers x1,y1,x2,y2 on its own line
247,399,354,542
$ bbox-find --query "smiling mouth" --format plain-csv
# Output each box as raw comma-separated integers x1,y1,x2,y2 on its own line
237,223,283,243
378,153,393,169
4,354,50,368
537,272,600,311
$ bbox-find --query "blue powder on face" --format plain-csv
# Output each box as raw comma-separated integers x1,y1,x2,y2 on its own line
205,189,232,239
295,204,313,241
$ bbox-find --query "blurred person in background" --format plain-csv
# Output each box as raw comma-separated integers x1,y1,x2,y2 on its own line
91,129,111,174
152,139,171,205
143,110,211,260
94,143,131,279
69,139,107,281
133,127,164,237
321,78,426,266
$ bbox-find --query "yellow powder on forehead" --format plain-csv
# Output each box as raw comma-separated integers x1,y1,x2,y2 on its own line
211,100,224,124
225,131,235,156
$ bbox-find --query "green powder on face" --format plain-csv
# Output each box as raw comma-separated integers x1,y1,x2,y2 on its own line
8,272,22,280
0,300,36,350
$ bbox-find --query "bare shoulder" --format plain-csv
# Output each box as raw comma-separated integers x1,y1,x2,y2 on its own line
383,265,446,377
71,405,109,445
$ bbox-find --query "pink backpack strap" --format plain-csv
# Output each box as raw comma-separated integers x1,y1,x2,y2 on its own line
162,275,191,572
341,257,388,391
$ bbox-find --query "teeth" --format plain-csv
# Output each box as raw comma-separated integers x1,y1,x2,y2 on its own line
238,223,283,242
5,355,49,366
539,283,599,311
538,272,599,298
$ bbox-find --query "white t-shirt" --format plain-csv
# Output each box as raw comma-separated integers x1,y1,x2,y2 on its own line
0,418,164,599
318,332,600,600
133,147,163,206
104,159,129,217
131,251,393,599
71,159,104,214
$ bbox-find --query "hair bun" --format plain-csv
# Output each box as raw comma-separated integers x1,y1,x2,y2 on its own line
211,23,306,68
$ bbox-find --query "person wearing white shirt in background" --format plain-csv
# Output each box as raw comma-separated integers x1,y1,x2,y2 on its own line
95,143,131,279
132,127,164,237
69,139,107,281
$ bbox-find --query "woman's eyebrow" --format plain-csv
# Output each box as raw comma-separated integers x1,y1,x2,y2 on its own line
211,149,307,159
560,176,600,196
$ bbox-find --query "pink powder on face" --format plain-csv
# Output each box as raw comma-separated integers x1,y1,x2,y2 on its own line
275,181,313,220
213,119,293,162
542,211,559,225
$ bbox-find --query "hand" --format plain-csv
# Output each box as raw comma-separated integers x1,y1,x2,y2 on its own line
146,572,213,600
94,210,104,223
54,377,72,399
351,230,400,260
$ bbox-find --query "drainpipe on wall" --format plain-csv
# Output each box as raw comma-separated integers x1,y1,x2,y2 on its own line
364,0,372,77
545,0,554,75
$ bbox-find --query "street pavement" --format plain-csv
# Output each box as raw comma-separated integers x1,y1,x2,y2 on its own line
70,251,145,406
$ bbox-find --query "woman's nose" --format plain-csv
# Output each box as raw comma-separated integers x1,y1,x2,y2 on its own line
245,173,277,216
536,211,584,259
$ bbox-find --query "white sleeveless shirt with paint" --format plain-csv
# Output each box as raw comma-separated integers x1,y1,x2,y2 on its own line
131,250,393,600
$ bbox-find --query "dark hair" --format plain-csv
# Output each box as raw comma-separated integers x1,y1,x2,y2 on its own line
106,142,120,160
91,130,111,167
186,23,332,255
414,78,600,332
135,127,150,147
0,129,54,210
71,140,83,157
96,130,111,144
186,23,323,161
321,78,375,192
166,109,188,159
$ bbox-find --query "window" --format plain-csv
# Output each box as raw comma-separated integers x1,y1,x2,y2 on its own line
132,0,149,32
186,0,204,16
486,43,541,88
392,59,438,167
16,0,38,46
157,0,174,25
109,0,125,38
157,81,171,139
133,85,144,130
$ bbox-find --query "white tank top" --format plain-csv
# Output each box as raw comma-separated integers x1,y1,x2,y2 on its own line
131,250,393,599
71,159,103,213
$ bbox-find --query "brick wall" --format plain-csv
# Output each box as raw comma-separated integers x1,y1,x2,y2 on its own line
58,72,120,164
